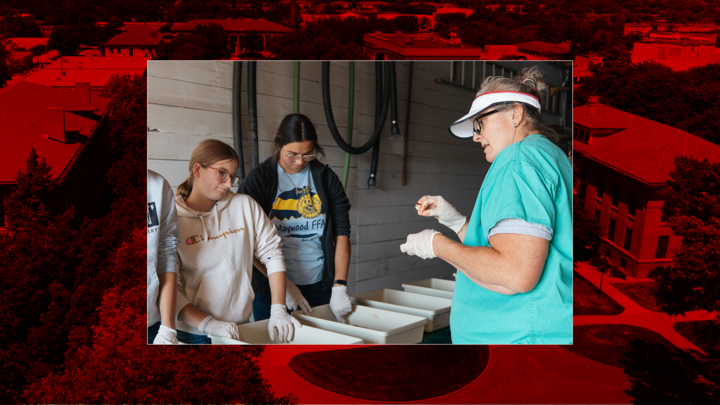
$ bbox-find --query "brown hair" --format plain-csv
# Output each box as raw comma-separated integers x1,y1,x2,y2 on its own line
270,114,325,161
176,139,240,199
476,66,558,145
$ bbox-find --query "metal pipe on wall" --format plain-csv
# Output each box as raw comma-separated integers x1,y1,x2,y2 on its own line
247,61,259,168
402,62,413,186
232,61,245,179
342,62,355,190
367,62,384,188
294,61,300,114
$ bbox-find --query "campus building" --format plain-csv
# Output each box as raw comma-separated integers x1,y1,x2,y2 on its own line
573,53,603,88
171,19,293,57
0,82,113,232
573,97,720,277
23,56,148,93
363,31,484,59
631,31,720,70
100,25,164,58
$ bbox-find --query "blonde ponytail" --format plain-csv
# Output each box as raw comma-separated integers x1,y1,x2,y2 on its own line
176,175,194,199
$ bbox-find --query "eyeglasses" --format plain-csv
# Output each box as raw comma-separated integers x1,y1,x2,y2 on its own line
472,109,501,135
201,164,240,187
285,150,317,162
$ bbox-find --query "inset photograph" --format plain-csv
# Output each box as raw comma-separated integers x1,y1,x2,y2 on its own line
146,60,573,345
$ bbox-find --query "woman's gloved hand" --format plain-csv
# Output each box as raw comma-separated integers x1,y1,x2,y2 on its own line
153,325,179,345
329,286,352,322
200,316,242,341
268,304,302,343
400,229,440,260
285,279,312,315
415,195,467,234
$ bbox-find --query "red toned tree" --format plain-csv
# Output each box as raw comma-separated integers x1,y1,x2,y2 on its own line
0,149,78,403
25,228,296,404
651,156,720,345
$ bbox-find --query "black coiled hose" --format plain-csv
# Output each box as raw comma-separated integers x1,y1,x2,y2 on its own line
322,62,391,155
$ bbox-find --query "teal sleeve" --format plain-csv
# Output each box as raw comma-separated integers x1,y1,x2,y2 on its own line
481,160,556,241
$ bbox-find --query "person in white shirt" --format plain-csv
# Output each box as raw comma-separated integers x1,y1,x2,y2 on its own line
147,170,180,344
173,139,300,344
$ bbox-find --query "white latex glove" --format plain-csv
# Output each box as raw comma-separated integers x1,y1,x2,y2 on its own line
200,316,242,340
153,325,178,345
415,195,467,234
285,279,312,315
329,286,352,322
400,229,440,260
268,304,302,343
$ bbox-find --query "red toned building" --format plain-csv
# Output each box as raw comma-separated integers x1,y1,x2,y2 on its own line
363,31,484,60
573,97,720,277
171,19,293,58
100,25,164,58
0,82,113,231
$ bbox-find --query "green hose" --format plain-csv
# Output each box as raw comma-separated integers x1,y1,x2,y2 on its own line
294,61,300,114
342,62,355,190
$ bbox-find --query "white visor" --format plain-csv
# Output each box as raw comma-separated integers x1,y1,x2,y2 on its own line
448,91,541,139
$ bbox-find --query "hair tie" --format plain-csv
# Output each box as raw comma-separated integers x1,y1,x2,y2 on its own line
522,78,538,90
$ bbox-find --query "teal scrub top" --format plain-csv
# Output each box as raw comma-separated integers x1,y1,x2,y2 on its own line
450,134,573,344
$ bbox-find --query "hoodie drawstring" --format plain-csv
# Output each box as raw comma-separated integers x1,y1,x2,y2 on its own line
197,214,209,243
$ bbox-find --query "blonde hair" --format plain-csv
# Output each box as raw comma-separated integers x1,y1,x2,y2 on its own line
476,66,558,144
176,139,240,199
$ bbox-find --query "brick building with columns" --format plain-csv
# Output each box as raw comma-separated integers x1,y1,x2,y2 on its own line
573,97,720,277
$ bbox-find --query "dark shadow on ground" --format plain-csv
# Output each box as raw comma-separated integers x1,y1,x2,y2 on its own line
611,282,665,313
561,324,677,368
287,345,489,401
573,270,625,316
674,320,720,359
622,340,720,404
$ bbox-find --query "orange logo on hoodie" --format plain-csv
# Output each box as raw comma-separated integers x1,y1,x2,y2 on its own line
186,235,204,245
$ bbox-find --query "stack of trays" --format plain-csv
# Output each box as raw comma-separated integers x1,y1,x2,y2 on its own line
402,278,455,299
350,288,452,332
291,304,428,344
209,319,364,344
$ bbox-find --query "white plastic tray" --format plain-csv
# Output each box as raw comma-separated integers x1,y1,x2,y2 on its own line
209,319,364,344
350,289,452,332
291,304,428,344
402,278,455,299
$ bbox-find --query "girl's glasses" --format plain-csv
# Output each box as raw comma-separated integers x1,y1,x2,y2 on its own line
201,164,240,186
285,150,317,162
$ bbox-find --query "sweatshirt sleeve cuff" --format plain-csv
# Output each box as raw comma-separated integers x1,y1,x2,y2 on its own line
175,291,192,320
264,259,286,276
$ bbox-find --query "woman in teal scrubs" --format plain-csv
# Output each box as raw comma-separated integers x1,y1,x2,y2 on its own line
400,66,573,344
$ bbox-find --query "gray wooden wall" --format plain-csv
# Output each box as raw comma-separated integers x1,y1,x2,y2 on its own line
147,61,492,294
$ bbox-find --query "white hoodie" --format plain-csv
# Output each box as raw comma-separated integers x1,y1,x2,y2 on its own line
174,191,285,335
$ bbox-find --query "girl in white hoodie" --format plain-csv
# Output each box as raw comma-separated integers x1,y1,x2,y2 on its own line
174,139,300,344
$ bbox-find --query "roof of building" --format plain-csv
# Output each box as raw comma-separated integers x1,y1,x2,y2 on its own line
515,41,571,55
10,51,33,61
104,25,163,47
574,102,720,184
365,32,480,48
8,37,49,50
24,56,148,88
171,19,293,34
0,81,112,182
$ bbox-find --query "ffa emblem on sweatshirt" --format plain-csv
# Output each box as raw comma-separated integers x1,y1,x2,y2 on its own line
186,235,204,245
147,202,159,228
297,187,322,219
